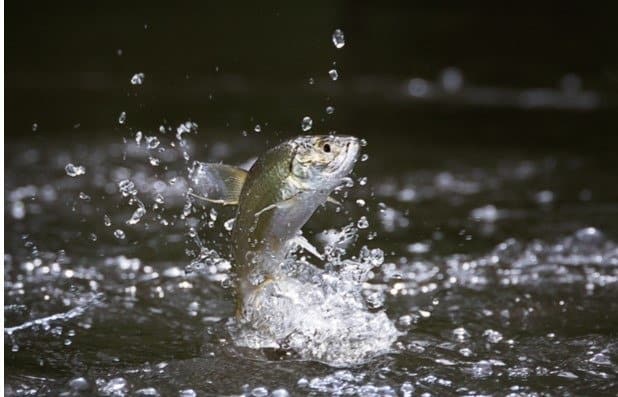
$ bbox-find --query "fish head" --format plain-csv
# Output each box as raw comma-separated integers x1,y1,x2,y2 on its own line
290,135,360,190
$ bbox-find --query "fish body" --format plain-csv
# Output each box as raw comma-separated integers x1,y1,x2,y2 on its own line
189,135,361,312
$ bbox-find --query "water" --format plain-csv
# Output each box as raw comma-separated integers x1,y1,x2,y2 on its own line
5,4,618,394
5,126,618,394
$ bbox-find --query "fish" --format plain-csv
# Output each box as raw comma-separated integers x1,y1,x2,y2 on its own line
189,135,361,314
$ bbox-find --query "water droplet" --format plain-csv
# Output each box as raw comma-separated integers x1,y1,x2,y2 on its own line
79,192,91,201
328,69,339,81
332,29,345,48
135,131,143,145
118,111,127,124
355,198,366,207
325,106,335,115
360,138,368,147
483,329,503,343
223,218,236,231
145,136,160,149
440,67,463,93
64,338,72,346
126,206,146,225
32,123,38,132
254,124,261,133
357,216,369,229
360,153,369,162
358,176,368,186
308,77,315,85
301,116,313,132
65,163,86,177
179,390,197,397
154,194,164,204
114,229,126,240
130,72,145,85
408,78,429,97
118,179,137,197
89,233,98,241
104,215,112,226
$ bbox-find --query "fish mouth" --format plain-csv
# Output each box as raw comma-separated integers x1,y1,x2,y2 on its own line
329,136,360,176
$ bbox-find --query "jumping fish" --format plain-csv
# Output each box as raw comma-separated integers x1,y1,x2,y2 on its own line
189,135,360,313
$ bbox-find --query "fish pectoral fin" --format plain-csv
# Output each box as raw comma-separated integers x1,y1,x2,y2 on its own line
188,162,248,205
326,195,342,206
289,235,324,260
254,193,303,217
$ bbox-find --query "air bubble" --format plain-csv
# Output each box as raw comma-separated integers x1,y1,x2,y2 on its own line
329,69,339,81
113,229,126,240
118,111,127,124
357,216,369,229
326,106,335,115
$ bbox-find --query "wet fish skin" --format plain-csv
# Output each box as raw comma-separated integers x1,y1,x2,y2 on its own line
189,135,360,310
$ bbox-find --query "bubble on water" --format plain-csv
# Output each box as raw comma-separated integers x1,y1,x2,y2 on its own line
326,106,335,115
65,163,86,177
483,329,503,343
99,377,128,396
251,387,268,397
69,377,89,391
470,204,499,222
135,387,159,396
118,179,137,197
589,352,611,365
130,72,145,85
357,216,369,229
79,192,91,201
118,111,127,124
126,206,146,225
113,229,126,240
400,382,414,397
440,67,463,93
472,360,494,378
408,78,429,97
11,201,25,219
575,226,603,243
301,116,313,132
534,190,554,204
329,69,339,81
145,136,160,149
254,124,261,133
332,28,345,48
407,242,430,254
452,327,471,341
224,218,235,231
104,214,112,227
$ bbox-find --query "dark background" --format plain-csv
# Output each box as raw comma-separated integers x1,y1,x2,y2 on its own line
5,2,618,151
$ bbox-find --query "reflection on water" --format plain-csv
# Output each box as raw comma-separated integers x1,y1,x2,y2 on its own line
5,127,618,394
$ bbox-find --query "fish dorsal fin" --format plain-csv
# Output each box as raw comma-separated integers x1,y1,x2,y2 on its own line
188,162,248,205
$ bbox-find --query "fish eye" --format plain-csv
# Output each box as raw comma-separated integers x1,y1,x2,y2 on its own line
323,143,331,153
